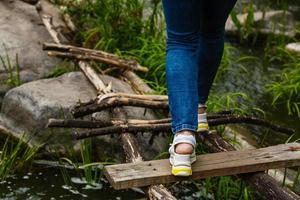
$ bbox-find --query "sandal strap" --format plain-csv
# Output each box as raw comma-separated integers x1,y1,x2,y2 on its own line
173,134,196,147
198,112,207,123
198,103,207,109
172,154,191,167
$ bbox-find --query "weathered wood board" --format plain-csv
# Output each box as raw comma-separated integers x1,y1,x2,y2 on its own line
104,142,300,190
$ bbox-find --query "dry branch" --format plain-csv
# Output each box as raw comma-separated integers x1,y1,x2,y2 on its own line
50,114,294,140
43,42,148,73
72,94,231,118
72,96,168,118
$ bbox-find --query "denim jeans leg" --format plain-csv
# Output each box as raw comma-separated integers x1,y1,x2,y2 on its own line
197,0,237,105
197,32,225,105
162,0,201,135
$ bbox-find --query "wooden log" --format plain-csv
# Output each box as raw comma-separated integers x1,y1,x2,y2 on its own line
43,43,148,73
198,131,300,200
72,97,168,118
104,142,300,189
47,118,172,128
36,3,62,44
122,70,155,94
71,115,294,140
78,61,112,94
96,93,168,104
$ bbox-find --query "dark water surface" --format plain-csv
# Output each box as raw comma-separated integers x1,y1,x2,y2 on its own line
0,168,145,200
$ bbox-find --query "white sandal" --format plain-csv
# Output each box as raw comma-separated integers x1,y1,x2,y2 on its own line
169,133,196,176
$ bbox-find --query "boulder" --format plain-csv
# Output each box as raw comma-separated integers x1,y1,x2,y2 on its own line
0,72,168,161
226,10,296,38
0,0,67,103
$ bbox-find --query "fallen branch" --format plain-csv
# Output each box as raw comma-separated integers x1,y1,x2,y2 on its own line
72,93,232,118
208,115,295,134
43,42,148,73
72,96,168,118
61,115,294,140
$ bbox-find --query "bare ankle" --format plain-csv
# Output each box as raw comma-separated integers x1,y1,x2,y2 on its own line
198,107,206,114
174,130,195,154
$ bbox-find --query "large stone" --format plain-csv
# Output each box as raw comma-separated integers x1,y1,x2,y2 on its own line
0,0,66,98
0,72,168,161
226,10,296,38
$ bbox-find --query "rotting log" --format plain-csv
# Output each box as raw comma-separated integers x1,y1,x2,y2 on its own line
37,4,176,199
43,42,148,73
198,131,300,200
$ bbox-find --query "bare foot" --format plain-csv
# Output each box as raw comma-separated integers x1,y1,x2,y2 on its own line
175,130,194,154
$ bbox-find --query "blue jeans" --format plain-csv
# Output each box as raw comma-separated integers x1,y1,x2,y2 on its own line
162,0,237,134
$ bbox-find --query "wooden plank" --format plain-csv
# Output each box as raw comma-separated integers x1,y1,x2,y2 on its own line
104,142,300,190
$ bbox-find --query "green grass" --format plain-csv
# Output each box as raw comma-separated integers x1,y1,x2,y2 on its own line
0,44,21,87
57,138,114,190
45,60,77,78
0,136,41,180
266,46,300,117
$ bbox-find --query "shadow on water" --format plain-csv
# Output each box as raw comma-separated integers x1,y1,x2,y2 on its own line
0,168,145,200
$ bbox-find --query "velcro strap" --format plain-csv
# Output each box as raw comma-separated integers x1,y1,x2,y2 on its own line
198,112,207,123
173,135,196,147
173,154,191,167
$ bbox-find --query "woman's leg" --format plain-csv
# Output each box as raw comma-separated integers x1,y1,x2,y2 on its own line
197,0,237,105
162,0,201,136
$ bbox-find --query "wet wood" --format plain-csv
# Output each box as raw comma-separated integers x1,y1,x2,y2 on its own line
198,131,300,200
104,142,300,190
43,43,149,73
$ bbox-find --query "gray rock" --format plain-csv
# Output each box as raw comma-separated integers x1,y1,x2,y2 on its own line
0,0,63,95
226,10,296,38
0,72,168,160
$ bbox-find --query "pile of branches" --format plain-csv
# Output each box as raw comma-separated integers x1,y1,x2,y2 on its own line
47,92,295,140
